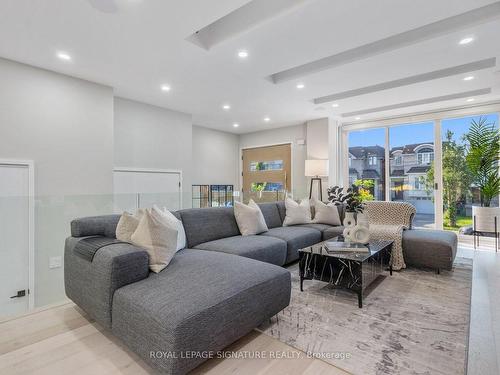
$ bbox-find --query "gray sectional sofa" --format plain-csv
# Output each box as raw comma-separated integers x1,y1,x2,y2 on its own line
64,201,457,374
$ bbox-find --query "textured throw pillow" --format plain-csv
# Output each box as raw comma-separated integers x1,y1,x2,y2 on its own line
311,199,341,226
151,205,186,251
283,198,312,226
234,199,268,236
115,209,144,242
131,209,178,273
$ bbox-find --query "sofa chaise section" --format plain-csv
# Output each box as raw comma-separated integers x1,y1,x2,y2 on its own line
112,249,291,375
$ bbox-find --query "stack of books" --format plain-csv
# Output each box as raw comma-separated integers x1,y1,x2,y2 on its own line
325,241,369,253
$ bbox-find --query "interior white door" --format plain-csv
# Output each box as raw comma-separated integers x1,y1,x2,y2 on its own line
0,164,30,318
113,169,181,213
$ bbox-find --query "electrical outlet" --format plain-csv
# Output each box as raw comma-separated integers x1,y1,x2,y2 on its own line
49,256,62,269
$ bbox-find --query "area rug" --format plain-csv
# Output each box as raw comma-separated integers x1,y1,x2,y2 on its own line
258,258,472,375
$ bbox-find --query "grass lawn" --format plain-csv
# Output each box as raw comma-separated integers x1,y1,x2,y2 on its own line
444,216,472,231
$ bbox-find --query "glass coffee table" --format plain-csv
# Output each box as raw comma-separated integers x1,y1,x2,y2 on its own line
298,239,393,308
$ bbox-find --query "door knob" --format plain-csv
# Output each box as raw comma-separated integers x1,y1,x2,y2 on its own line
10,290,26,298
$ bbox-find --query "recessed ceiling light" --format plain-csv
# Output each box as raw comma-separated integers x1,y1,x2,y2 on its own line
233,123,239,128
459,37,474,45
466,98,475,102
237,50,248,58
57,52,71,61
355,116,361,120
463,76,474,81
161,84,171,92
296,83,305,89
222,104,231,110
264,117,270,122
331,103,339,108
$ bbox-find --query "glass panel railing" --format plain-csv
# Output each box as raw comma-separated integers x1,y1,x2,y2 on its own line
0,191,194,320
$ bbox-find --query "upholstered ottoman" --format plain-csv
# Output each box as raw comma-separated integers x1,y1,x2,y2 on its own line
402,229,458,273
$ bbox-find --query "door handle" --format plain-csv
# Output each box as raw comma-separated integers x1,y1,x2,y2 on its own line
10,290,27,299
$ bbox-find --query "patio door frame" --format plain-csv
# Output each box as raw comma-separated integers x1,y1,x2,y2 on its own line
340,101,500,230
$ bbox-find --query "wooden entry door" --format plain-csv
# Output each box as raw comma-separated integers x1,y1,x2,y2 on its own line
242,144,291,203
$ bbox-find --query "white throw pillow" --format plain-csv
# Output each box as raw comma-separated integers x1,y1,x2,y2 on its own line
131,209,178,273
283,198,312,226
151,205,186,251
115,209,144,242
234,199,268,236
311,199,341,226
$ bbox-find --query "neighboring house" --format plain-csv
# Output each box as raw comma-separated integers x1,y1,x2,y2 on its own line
348,145,385,200
389,143,434,214
348,142,434,214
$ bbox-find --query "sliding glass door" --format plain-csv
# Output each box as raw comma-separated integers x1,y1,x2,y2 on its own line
344,110,499,233
440,114,499,231
389,122,435,229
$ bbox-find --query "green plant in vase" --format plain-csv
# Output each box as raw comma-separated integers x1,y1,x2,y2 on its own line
464,116,500,234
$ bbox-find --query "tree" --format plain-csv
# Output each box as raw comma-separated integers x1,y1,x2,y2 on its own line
427,130,471,227
353,179,375,202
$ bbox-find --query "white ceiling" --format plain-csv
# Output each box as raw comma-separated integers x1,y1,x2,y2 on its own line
0,0,499,134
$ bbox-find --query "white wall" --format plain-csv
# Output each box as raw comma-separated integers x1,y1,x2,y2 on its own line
306,118,329,199
114,97,193,207
192,126,239,189
0,58,114,308
239,124,308,198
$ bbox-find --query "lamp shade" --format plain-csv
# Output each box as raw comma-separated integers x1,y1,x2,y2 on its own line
305,159,329,177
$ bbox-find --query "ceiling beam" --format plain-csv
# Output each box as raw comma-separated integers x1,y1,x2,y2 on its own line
313,58,496,104
341,88,492,117
269,2,500,83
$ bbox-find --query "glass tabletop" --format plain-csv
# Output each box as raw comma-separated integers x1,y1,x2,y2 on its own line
299,238,393,262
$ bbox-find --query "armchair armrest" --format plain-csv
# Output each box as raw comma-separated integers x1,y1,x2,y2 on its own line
64,237,149,329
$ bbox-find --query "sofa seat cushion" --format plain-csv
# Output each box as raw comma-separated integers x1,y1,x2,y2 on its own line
402,229,457,271
112,249,291,375
194,235,287,266
261,226,321,263
293,223,332,232
323,226,345,241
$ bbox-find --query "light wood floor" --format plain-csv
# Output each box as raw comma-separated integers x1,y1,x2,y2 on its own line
0,303,348,375
1,239,497,375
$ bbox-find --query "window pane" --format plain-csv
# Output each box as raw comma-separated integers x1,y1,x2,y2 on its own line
251,182,284,192
250,160,283,171
441,113,499,233
389,122,435,229
348,128,385,201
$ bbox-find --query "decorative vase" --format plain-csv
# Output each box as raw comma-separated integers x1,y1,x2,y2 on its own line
349,225,370,244
472,206,500,233
343,212,356,227
343,227,352,241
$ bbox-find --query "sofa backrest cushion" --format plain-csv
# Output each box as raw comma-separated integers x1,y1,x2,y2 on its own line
71,215,121,238
276,201,286,222
257,202,283,229
178,207,240,248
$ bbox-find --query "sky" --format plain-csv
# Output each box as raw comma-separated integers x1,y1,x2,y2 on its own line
348,113,499,148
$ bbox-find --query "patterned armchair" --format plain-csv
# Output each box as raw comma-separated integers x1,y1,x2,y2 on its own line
364,201,417,270
364,201,416,229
